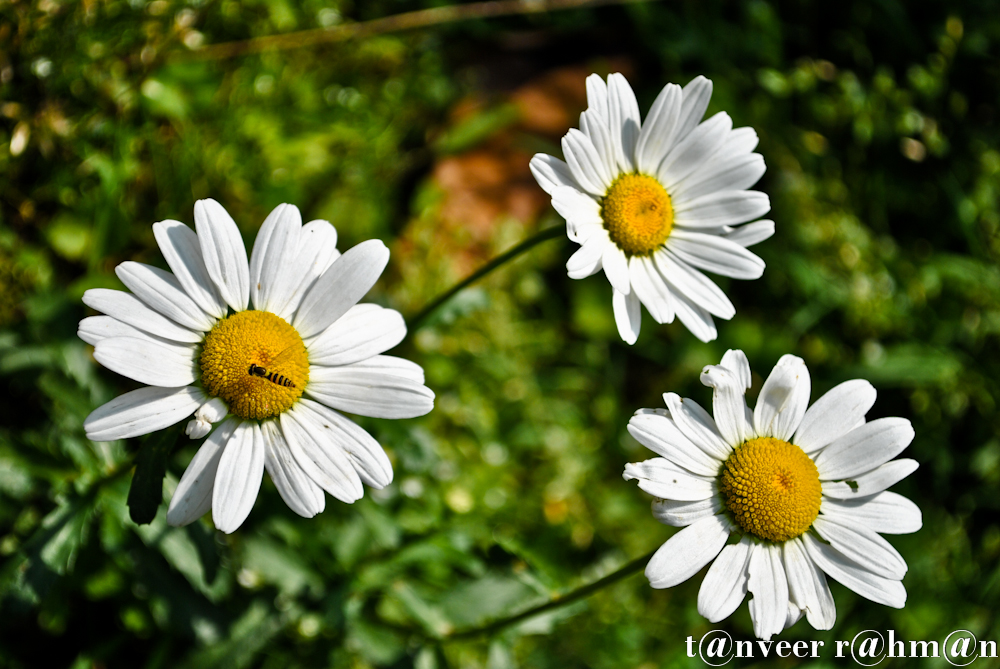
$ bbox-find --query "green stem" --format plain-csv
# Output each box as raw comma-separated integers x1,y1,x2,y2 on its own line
444,548,655,640
406,225,564,332
179,0,652,61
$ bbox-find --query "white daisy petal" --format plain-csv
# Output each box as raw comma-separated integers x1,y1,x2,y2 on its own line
607,72,641,172
801,533,906,608
812,516,907,579
821,492,922,535
274,219,341,321
623,458,715,501
783,537,836,630
700,359,754,446
195,397,228,424
698,535,752,623
672,293,718,341
279,407,364,503
629,256,675,324
566,236,607,280
635,82,682,174
674,153,766,205
249,203,302,313
212,422,266,534
306,304,407,367
551,186,603,241
666,229,766,279
725,127,760,155
185,418,213,439
722,219,774,248
747,543,789,641
580,109,616,178
298,399,393,489
662,393,731,460
674,75,713,144
627,412,722,477
676,124,759,175
673,191,771,229
784,602,804,631
612,288,641,345
78,315,172,347
529,154,578,196
562,128,612,196
821,459,919,499
753,354,810,441
645,514,731,589
262,420,325,519
82,289,202,344
167,417,239,527
293,239,390,339
94,336,197,387
794,379,877,453
194,198,250,312
720,349,752,390
307,355,434,419
602,245,631,295
657,250,735,319
115,261,215,332
813,418,915,481
657,112,733,190
153,220,227,319
651,258,718,342
84,385,205,441
652,497,723,527
584,73,609,120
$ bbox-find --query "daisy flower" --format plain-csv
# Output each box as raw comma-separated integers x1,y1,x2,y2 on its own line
530,73,772,344
79,199,434,533
623,350,921,639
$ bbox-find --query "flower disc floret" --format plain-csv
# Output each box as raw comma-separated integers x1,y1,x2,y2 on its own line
601,173,674,256
200,310,309,420
719,436,822,542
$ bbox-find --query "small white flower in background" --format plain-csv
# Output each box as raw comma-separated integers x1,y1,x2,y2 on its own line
531,74,772,344
79,199,434,533
623,350,921,640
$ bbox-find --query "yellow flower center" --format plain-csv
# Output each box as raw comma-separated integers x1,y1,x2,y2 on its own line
199,310,309,421
601,173,674,256
719,437,822,543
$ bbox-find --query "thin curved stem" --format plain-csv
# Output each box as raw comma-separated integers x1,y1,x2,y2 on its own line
179,0,652,61
444,548,655,640
406,225,564,332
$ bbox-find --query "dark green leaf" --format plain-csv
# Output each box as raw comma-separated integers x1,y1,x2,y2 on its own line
127,425,182,525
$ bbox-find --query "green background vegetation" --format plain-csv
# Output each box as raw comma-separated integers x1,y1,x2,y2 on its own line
1,0,998,667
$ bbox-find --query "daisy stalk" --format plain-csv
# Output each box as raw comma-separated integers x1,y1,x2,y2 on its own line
406,225,564,331
444,547,656,640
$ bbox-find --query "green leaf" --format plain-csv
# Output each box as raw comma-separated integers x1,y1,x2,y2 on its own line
44,214,92,261
127,425,182,525
848,344,963,386
0,493,97,601
38,497,94,575
487,641,516,669
241,536,323,597
433,103,521,155
388,581,453,637
140,78,189,119
181,599,293,669
439,575,540,629
132,509,230,602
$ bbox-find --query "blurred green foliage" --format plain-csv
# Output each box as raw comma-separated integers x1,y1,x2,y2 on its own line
1,0,999,667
